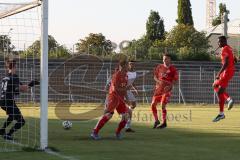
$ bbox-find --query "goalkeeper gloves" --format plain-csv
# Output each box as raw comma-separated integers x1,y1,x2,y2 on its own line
28,80,40,87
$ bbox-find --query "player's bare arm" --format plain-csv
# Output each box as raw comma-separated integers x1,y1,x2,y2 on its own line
130,84,138,95
154,76,161,84
216,56,229,79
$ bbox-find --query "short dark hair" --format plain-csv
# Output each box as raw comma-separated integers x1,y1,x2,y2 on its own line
129,60,136,63
163,53,172,59
119,59,128,67
6,59,16,69
218,36,227,43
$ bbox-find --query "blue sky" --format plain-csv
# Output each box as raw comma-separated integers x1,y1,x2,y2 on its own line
48,0,240,48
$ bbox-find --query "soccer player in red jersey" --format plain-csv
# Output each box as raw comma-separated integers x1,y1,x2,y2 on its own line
212,36,235,122
91,59,129,140
151,54,178,129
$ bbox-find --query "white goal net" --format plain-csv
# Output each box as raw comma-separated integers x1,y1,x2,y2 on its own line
0,0,47,151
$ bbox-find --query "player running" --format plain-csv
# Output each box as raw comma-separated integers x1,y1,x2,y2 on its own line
151,54,178,129
212,36,235,122
125,61,138,133
0,59,39,140
91,59,130,140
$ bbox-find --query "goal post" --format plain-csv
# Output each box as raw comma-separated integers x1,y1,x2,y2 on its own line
40,0,48,150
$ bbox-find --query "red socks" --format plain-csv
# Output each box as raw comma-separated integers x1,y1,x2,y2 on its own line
162,109,167,123
94,115,110,134
223,92,229,100
116,120,127,134
218,93,225,112
151,103,159,122
94,116,127,135
214,86,230,112
152,103,168,123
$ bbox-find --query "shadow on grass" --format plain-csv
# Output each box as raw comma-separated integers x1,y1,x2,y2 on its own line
47,119,240,160
1,119,240,160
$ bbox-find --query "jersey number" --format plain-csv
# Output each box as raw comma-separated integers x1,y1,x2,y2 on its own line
1,81,8,92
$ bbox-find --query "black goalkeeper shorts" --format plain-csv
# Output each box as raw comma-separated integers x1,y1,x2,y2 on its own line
0,102,23,120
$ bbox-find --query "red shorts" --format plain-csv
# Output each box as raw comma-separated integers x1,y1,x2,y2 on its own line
151,92,171,105
214,71,234,88
105,94,127,114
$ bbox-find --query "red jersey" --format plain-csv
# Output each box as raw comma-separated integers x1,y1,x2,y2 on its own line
154,64,178,84
221,45,235,73
109,70,128,98
154,64,178,96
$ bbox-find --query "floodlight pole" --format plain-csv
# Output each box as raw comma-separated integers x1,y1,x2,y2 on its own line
223,12,228,37
40,0,48,150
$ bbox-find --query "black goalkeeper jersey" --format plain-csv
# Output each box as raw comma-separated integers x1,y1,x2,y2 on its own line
0,73,21,106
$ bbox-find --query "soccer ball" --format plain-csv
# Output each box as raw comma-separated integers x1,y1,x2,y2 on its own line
62,120,72,130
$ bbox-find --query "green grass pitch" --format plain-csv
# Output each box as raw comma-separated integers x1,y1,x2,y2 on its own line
0,104,240,160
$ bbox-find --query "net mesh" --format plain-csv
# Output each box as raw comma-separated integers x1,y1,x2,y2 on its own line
0,0,41,151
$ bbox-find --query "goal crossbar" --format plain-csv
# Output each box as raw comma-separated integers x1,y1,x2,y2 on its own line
0,0,41,19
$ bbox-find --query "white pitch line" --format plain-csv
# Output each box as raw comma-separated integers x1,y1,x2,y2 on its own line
2,140,79,160
45,149,79,160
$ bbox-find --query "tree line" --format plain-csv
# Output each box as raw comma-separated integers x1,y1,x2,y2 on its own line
0,0,230,61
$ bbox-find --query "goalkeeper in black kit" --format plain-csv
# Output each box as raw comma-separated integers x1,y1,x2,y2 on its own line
0,59,39,140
